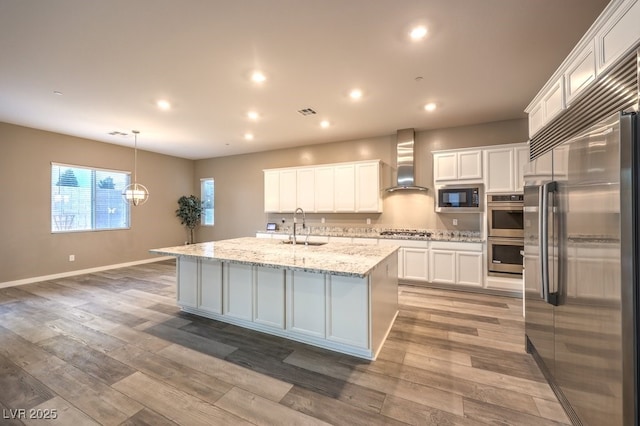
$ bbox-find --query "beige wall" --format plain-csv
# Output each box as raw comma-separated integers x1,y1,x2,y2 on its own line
0,123,195,283
196,118,528,242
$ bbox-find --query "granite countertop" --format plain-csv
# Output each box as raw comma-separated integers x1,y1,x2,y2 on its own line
150,237,399,278
258,227,483,243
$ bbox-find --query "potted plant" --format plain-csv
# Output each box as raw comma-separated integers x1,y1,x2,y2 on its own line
176,195,202,244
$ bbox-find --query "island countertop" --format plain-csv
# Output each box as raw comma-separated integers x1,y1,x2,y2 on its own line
150,237,399,278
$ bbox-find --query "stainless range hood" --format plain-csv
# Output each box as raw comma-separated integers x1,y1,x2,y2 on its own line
386,128,428,192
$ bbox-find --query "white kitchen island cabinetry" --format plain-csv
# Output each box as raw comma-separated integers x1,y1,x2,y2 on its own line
151,238,399,360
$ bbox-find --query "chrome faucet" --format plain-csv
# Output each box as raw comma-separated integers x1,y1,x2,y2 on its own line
292,207,306,245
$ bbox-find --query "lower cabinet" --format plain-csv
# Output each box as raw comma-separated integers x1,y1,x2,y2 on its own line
429,241,483,287
403,248,429,281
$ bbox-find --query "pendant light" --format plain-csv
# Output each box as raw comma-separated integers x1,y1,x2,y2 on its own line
122,130,149,206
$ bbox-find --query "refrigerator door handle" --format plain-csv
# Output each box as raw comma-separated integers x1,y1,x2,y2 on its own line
540,181,557,304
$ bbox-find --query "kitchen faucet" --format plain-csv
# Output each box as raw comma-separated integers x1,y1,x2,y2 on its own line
292,207,306,245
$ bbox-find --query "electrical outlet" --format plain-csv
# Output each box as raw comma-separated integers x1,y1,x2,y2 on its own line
366,218,371,225
453,219,458,226
69,254,75,262
321,217,325,223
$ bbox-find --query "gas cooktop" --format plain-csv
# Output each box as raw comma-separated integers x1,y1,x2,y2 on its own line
379,230,432,238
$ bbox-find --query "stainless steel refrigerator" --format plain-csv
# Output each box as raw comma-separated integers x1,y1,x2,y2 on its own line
524,111,638,425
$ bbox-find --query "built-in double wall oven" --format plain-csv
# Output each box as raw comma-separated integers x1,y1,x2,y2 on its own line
487,194,524,277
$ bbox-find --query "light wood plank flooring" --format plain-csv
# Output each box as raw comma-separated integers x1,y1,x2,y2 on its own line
0,260,570,425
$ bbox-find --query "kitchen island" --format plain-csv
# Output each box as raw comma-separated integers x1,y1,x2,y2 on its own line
150,237,399,359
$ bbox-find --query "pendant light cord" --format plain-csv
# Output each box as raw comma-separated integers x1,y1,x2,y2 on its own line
132,130,139,184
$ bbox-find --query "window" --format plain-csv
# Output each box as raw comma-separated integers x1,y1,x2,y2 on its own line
51,163,130,232
201,178,214,226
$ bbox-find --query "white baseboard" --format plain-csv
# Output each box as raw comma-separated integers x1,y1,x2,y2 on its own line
0,256,175,289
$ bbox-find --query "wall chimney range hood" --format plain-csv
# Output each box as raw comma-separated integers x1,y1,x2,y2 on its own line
386,128,428,192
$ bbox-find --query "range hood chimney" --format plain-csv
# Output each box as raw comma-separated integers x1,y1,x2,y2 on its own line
386,128,428,192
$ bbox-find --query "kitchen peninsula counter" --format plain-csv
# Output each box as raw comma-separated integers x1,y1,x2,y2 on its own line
151,237,399,359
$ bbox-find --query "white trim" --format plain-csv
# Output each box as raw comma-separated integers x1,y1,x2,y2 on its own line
0,256,174,289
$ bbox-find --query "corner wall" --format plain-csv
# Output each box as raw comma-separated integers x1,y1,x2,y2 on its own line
0,122,195,283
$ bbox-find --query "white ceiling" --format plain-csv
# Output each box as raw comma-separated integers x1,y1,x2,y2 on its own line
0,0,610,160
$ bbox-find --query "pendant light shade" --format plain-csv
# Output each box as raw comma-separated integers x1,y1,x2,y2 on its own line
122,130,149,206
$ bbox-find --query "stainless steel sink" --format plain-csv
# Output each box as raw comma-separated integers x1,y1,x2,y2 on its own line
281,240,327,246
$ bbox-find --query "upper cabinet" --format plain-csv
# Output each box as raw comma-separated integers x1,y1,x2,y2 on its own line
264,160,381,213
483,144,529,193
526,0,640,138
433,149,482,184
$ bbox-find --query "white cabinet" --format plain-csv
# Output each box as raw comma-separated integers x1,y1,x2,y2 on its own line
296,168,315,212
483,143,529,193
433,150,482,183
263,170,280,212
264,160,380,213
314,166,335,212
223,263,253,321
355,161,382,212
279,169,297,212
177,258,198,308
527,0,640,137
484,148,514,193
429,241,483,287
565,39,596,105
334,164,355,212
595,0,640,75
199,260,222,314
515,146,530,193
327,275,369,348
254,267,285,329
403,248,429,281
287,270,326,338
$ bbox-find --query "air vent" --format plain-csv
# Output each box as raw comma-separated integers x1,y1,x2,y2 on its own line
297,108,317,116
108,131,129,136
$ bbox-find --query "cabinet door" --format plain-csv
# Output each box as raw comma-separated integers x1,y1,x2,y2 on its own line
565,40,596,105
199,260,222,314
456,251,483,287
433,152,457,182
224,263,254,321
287,270,326,338
263,170,280,212
457,150,482,181
528,101,544,138
429,250,455,284
355,162,381,212
596,0,640,75
514,146,529,193
314,166,335,212
279,169,297,212
327,275,369,348
177,258,198,308
334,164,355,212
403,248,429,281
296,168,315,212
542,76,565,123
484,148,514,193
254,267,285,329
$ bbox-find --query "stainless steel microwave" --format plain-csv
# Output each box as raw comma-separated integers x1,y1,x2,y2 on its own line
435,185,483,213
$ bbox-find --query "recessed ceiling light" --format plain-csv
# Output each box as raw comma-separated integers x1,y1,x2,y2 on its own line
424,102,437,112
410,26,428,40
320,120,330,128
244,132,254,140
247,111,259,120
157,99,171,110
349,89,363,100
251,71,266,83
53,90,63,96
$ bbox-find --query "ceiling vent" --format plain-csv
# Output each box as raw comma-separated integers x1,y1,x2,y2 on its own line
108,131,128,136
297,108,317,116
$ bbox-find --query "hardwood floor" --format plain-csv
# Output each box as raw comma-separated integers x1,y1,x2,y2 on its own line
0,260,571,425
